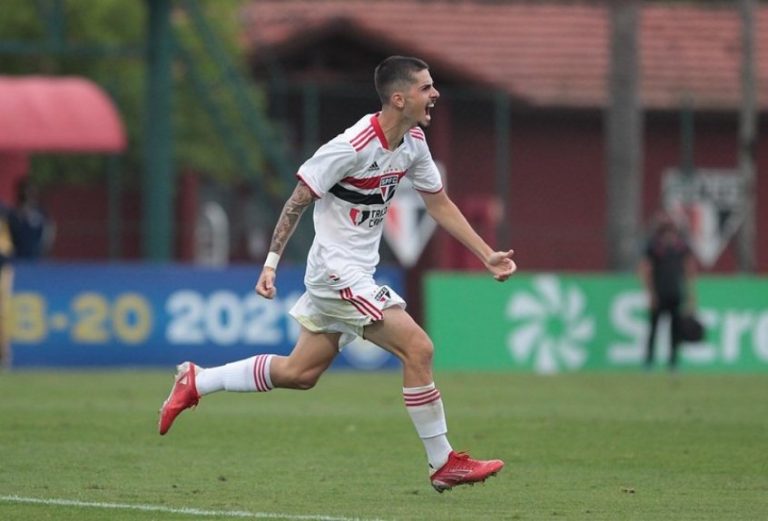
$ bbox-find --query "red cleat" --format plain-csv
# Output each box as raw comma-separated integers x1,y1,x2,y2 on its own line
158,362,200,435
430,451,504,493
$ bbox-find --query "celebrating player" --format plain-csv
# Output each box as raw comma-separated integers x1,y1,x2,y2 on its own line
159,55,516,492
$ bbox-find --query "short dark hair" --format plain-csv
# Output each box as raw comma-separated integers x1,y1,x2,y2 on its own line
374,56,429,104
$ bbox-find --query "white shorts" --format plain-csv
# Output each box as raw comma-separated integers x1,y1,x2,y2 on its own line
289,277,406,348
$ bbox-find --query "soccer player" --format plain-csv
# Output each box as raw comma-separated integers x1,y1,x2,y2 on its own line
159,56,516,492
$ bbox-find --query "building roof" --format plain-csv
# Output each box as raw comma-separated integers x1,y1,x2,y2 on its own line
0,76,126,152
241,1,768,110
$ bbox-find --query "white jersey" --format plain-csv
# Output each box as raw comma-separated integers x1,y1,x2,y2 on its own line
297,113,443,290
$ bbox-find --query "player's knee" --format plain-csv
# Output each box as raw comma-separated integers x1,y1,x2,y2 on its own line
406,332,434,369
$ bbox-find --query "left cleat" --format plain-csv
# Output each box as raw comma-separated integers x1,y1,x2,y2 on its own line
430,451,504,493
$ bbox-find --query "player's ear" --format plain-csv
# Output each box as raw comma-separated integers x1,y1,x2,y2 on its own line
391,91,405,109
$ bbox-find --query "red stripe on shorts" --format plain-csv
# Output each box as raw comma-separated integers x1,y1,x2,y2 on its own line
340,288,382,320
353,294,383,320
340,288,371,318
345,288,383,320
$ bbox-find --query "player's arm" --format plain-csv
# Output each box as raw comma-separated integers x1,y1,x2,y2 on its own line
420,189,516,281
255,181,315,299
637,257,656,307
638,242,660,309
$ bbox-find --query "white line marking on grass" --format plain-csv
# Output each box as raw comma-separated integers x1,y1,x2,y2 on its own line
0,495,390,521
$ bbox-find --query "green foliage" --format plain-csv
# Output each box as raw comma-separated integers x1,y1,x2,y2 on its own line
1,371,767,520
0,0,269,187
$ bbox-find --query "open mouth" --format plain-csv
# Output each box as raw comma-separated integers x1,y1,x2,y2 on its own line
425,101,435,121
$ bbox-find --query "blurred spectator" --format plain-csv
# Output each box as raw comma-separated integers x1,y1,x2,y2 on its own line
0,200,13,369
638,210,697,371
9,179,55,262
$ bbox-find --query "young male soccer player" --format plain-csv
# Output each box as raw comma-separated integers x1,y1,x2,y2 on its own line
159,56,516,492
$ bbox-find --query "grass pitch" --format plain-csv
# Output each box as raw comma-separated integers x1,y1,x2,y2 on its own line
0,370,766,520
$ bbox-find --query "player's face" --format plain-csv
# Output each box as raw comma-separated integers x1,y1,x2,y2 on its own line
403,69,439,127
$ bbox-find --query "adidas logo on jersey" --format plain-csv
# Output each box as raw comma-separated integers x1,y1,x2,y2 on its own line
367,161,380,171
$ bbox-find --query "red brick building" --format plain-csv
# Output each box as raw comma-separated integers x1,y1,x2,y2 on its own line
240,1,768,273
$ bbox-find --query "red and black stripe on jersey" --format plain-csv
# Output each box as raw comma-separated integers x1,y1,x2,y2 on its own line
330,184,386,205
330,172,406,205
328,118,417,205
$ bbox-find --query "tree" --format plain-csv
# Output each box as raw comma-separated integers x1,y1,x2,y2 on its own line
0,0,269,188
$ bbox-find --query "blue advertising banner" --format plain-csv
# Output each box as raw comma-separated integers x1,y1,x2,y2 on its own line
9,263,403,370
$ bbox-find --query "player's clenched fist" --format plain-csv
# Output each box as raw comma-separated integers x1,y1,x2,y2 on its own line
255,268,277,299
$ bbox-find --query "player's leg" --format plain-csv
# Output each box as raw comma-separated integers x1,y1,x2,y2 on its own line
158,327,339,435
364,305,434,387
194,328,340,393
668,297,683,370
645,303,661,368
364,307,503,492
364,307,450,466
270,329,341,389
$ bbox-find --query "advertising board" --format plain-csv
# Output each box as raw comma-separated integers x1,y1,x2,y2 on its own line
9,264,402,370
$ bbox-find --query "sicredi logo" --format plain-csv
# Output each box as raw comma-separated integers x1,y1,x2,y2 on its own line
505,275,768,373
608,292,768,366
506,275,594,374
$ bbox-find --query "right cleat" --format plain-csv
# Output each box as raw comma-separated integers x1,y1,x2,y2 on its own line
158,362,200,435
430,451,504,493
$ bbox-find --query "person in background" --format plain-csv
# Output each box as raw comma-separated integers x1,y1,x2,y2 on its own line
9,179,54,262
638,210,697,371
0,200,14,369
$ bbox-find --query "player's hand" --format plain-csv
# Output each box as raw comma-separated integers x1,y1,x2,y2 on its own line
255,267,277,299
486,249,516,282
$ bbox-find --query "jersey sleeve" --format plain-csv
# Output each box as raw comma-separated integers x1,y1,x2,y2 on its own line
296,137,357,198
407,138,443,193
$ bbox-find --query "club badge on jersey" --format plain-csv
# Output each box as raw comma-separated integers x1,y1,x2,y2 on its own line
379,174,400,202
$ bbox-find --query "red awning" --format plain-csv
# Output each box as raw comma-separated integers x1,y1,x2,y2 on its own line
0,76,126,152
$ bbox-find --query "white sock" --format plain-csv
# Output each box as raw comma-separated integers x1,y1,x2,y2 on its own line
403,383,453,470
195,355,274,396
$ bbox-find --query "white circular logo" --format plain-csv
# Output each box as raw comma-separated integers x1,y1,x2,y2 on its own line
506,275,595,374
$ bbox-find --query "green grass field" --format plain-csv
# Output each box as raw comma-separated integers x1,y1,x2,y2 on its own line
1,370,766,520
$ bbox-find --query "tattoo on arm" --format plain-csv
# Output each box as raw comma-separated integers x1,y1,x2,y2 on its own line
269,182,314,255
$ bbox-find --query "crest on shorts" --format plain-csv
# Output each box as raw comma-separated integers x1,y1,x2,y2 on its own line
374,286,391,302
379,174,400,202
349,208,371,226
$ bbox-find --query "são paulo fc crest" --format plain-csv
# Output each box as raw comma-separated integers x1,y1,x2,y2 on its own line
662,168,745,268
374,286,391,302
379,174,399,202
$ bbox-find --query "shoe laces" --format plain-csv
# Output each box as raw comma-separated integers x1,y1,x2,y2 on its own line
448,451,475,468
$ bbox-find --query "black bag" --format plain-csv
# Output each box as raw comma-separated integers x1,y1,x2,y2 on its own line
680,314,705,342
